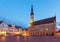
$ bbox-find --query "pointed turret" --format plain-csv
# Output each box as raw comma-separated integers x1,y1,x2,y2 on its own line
29,5,34,27
30,5,34,15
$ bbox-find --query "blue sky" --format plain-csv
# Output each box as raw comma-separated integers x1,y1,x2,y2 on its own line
0,0,60,28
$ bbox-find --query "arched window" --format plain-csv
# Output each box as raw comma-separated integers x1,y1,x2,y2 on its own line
46,33,48,36
52,32,54,36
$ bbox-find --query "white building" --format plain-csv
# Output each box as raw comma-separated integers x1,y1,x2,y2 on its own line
0,20,8,31
0,20,23,36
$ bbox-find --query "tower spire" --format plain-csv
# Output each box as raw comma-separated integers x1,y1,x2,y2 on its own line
29,4,34,27
31,5,34,15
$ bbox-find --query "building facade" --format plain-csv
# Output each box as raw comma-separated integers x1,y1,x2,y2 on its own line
28,5,56,36
0,20,23,36
8,24,23,35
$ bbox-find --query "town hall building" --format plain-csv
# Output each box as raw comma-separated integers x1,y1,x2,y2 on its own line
28,5,56,36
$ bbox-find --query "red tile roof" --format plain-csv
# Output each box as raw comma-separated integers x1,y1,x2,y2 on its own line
33,16,56,25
